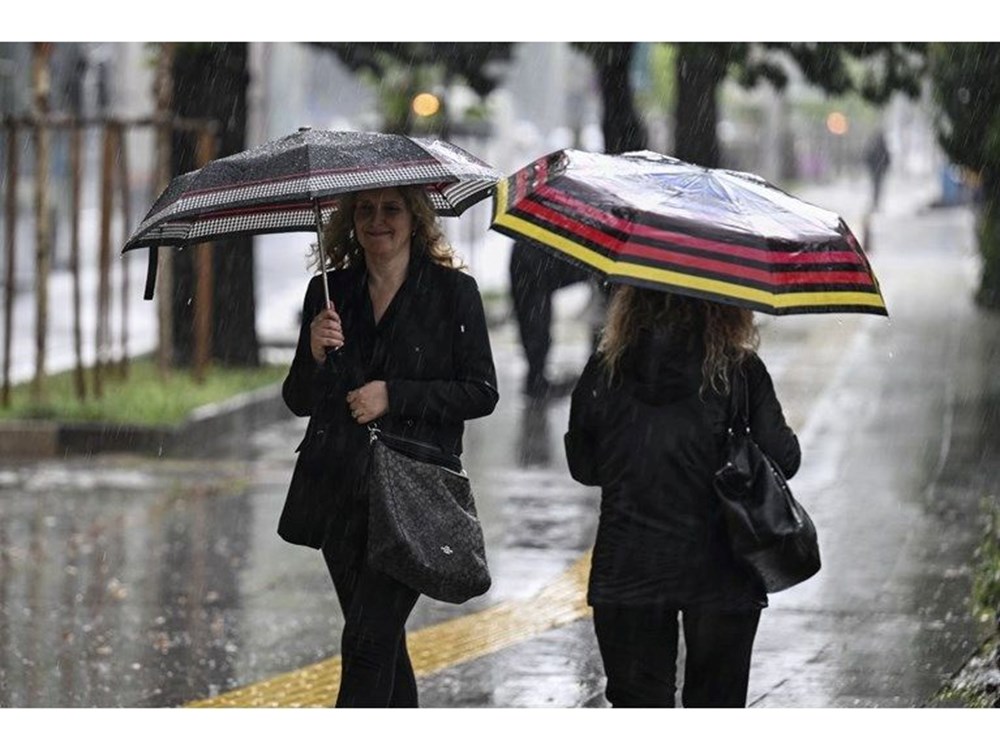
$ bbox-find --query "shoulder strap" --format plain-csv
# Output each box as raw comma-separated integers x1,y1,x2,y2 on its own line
727,359,750,433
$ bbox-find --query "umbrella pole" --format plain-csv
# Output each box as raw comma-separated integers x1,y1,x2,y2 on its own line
313,199,331,308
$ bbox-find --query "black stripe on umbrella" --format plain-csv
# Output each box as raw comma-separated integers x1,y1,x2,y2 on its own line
507,193,872,273
503,199,880,294
522,179,860,255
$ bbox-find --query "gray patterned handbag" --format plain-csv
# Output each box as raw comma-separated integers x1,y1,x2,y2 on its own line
365,426,491,604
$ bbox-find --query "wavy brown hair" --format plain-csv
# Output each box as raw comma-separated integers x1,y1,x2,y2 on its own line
599,286,759,395
311,185,463,271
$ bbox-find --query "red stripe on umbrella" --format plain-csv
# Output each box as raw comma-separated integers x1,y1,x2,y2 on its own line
533,185,862,267
515,198,875,288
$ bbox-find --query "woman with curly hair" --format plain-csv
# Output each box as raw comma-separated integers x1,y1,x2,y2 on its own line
565,286,800,707
279,186,498,707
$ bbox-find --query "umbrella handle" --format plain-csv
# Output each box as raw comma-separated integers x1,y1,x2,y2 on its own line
313,199,331,307
143,246,159,300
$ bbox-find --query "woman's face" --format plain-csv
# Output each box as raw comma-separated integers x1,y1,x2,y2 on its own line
353,188,415,263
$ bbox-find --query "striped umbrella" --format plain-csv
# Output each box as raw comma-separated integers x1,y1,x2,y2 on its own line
491,149,887,316
123,128,501,303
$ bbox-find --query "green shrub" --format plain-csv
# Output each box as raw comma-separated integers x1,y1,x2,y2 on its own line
0,360,287,426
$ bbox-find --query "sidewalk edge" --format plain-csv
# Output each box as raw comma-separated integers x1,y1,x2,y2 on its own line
0,384,288,459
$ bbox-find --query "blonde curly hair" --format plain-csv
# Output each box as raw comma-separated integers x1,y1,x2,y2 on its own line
311,185,463,271
599,286,759,395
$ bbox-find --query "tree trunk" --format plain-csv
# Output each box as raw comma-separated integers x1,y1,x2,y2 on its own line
171,43,259,368
976,175,1000,309
591,43,647,154
674,43,731,168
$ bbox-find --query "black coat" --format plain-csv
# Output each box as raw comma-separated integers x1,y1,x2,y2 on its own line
565,329,800,609
278,252,499,560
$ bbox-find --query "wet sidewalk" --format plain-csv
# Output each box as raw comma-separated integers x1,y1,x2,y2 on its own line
1,170,998,710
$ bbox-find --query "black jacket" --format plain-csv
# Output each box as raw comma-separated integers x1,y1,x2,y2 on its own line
565,329,800,609
278,252,499,557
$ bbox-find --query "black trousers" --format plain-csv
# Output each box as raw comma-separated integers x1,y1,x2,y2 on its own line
509,242,589,390
592,603,761,708
323,547,420,707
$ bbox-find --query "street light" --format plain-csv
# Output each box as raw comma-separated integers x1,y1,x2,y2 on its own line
826,111,849,136
411,92,441,119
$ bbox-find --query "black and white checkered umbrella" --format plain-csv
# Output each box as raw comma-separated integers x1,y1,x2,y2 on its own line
122,129,501,301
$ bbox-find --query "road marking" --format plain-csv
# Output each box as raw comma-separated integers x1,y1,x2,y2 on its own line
186,551,593,708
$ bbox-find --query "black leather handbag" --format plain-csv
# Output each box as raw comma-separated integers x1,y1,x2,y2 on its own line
365,426,492,604
714,365,821,593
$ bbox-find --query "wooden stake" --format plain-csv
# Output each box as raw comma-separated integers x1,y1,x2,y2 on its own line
1,123,17,408
95,124,115,399
69,121,86,400
115,122,131,378
192,128,217,384
31,42,52,405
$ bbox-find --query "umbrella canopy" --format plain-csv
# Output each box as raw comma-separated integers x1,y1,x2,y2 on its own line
122,128,501,301
491,149,887,316
125,129,501,252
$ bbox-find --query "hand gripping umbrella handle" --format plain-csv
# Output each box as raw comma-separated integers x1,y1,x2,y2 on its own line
312,197,341,365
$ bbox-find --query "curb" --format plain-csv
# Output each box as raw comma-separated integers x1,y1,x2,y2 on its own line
0,384,290,460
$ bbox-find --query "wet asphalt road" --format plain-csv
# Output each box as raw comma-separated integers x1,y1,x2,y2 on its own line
1,175,998,708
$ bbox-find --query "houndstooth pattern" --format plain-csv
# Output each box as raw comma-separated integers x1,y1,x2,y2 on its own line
135,206,338,246
133,163,460,238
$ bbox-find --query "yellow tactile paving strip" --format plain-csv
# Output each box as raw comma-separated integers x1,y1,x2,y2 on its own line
186,550,593,707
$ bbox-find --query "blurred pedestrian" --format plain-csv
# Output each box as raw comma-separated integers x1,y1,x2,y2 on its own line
564,287,801,707
509,238,594,399
279,185,498,707
864,130,891,212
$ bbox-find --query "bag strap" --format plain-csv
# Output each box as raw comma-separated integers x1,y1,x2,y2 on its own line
367,423,464,474
727,360,751,435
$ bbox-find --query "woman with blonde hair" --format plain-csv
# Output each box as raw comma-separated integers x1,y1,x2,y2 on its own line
279,185,498,707
565,286,800,707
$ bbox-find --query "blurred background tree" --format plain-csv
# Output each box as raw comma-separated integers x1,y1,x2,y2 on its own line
667,42,926,168
172,42,259,367
312,43,513,135
929,42,1000,308
573,43,648,153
